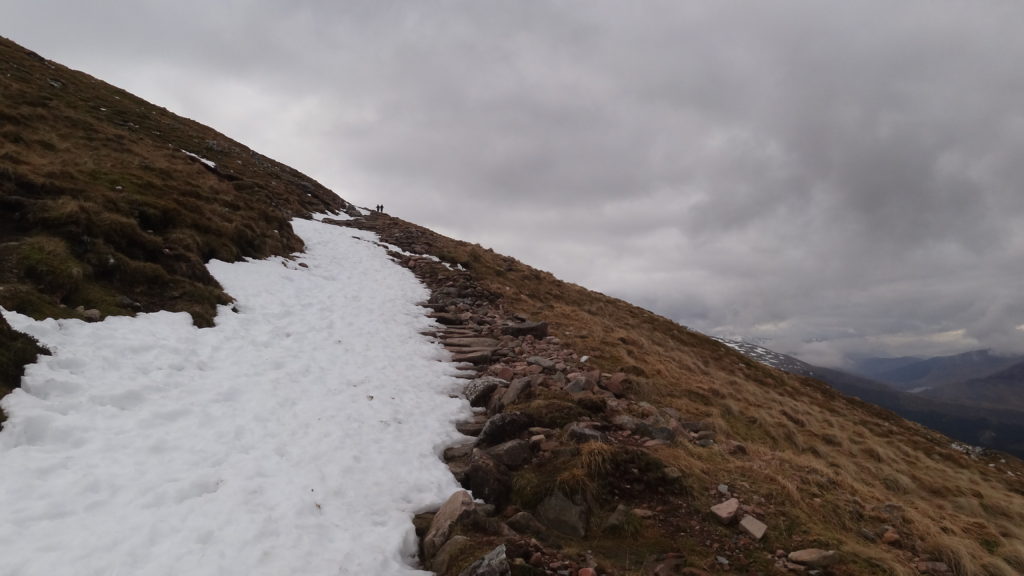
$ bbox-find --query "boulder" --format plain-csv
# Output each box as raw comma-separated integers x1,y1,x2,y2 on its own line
432,535,474,575
464,451,512,508
464,377,502,407
506,511,547,536
536,491,587,538
478,412,531,446
423,491,475,561
499,377,532,407
485,439,532,469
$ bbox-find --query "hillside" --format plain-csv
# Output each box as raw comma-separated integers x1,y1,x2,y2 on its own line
2,36,1024,576
925,361,1024,413
854,351,1024,393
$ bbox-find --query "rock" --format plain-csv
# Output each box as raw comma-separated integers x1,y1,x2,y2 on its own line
565,422,607,444
486,439,532,469
82,309,102,321
695,438,715,448
478,412,531,446
693,430,716,441
602,504,634,533
492,365,515,381
459,544,511,576
717,484,730,496
601,373,630,397
649,426,677,442
502,321,549,339
432,535,474,575
788,549,838,568
465,377,503,407
464,451,512,508
452,349,494,365
537,491,588,538
499,377,532,407
444,442,475,462
457,415,489,437
710,498,740,524
882,528,901,546
739,515,767,540
431,312,466,326
527,356,555,370
564,377,589,393
611,414,652,436
507,511,547,536
446,337,501,348
663,467,683,480
423,491,475,561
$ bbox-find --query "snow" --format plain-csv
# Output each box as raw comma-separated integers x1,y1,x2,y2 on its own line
181,149,217,168
0,218,472,576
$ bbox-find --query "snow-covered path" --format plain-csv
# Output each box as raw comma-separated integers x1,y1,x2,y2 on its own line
0,218,470,576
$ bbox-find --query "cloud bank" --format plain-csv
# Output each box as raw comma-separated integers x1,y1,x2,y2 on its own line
4,1,1024,365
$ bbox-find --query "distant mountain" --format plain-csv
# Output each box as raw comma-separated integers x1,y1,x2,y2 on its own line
715,338,1024,458
851,349,1024,392
924,360,1024,413
848,355,923,381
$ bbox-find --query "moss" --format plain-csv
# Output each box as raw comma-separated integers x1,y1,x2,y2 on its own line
515,399,588,429
16,235,85,299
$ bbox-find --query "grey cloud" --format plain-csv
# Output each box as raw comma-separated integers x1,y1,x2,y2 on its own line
3,0,1024,362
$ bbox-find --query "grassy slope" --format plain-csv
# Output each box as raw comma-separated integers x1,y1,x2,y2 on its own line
0,35,350,421
372,217,1024,576
0,36,348,325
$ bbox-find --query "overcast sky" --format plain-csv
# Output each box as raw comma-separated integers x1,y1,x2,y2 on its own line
5,1,1024,367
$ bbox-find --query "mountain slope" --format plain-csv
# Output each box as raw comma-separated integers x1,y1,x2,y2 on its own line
356,217,1024,576
925,361,1024,413
0,35,350,327
859,350,1024,392
1,36,1023,576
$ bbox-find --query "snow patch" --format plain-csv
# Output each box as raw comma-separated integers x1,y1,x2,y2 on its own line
0,217,471,576
181,149,217,168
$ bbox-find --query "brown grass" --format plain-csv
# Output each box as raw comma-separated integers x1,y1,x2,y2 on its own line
361,215,1024,575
